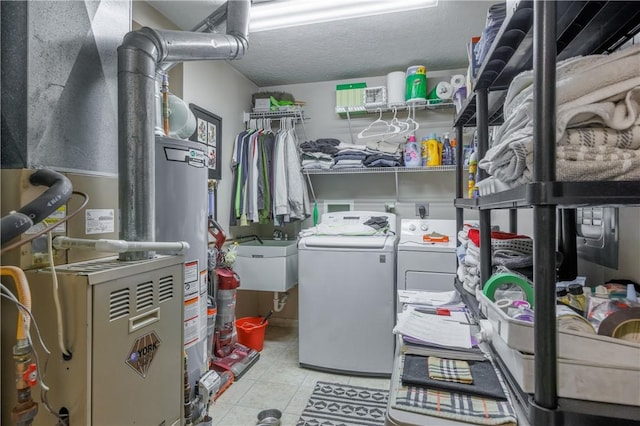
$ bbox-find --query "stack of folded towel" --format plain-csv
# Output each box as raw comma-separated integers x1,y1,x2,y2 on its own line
299,138,340,170
457,227,535,294
478,43,640,187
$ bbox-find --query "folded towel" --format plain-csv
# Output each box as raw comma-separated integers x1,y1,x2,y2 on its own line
479,44,640,185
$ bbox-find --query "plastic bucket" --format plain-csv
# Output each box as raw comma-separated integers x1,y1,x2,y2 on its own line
235,317,268,351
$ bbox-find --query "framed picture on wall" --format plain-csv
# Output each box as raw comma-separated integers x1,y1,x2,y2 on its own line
189,103,222,179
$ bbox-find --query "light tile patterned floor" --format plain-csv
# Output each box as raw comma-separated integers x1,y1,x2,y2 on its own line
208,325,391,426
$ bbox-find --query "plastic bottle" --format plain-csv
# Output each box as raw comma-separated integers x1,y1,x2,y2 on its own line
442,133,453,165
450,138,457,165
420,136,429,166
403,135,422,167
426,133,441,167
468,150,477,197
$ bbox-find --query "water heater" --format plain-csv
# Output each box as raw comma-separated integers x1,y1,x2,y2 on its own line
155,135,209,417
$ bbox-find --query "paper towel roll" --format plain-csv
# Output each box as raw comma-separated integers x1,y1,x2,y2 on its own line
386,71,406,106
450,74,466,89
427,81,454,100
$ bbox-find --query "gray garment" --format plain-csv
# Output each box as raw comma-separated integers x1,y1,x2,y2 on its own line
273,131,289,218
284,129,310,220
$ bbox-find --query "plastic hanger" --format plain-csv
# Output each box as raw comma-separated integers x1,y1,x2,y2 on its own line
390,107,411,136
403,104,420,135
357,108,400,139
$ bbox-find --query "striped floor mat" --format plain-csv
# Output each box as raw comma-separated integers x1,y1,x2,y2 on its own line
297,381,389,426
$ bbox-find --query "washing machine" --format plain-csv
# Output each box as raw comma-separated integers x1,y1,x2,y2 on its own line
397,219,459,294
298,211,397,376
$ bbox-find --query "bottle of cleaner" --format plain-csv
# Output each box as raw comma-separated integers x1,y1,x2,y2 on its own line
442,133,453,165
468,150,477,197
426,133,441,167
404,135,421,167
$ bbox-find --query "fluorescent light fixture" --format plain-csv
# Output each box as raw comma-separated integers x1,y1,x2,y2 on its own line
250,0,438,32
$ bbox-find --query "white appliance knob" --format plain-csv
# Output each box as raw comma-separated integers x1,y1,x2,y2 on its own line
409,224,416,231
420,224,428,231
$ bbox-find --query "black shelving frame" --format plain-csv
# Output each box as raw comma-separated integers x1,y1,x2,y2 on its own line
453,1,640,425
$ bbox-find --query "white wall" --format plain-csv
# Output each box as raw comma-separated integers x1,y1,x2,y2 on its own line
260,69,476,224
182,61,258,231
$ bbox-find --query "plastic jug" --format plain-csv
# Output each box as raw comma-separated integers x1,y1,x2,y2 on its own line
403,135,422,167
425,133,441,167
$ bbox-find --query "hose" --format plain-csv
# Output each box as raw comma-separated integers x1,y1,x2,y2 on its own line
0,266,32,343
1,169,72,245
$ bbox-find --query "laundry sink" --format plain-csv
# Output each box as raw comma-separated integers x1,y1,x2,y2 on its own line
234,240,298,292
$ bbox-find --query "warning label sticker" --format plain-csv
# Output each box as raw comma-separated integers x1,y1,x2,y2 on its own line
85,209,115,234
184,296,200,348
184,260,199,300
125,331,161,378
24,206,66,234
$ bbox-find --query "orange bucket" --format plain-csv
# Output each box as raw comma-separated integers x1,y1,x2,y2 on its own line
235,317,268,351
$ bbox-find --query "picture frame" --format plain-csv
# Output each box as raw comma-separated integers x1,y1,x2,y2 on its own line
189,103,222,180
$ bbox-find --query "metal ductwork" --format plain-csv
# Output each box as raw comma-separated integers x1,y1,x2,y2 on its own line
117,0,249,261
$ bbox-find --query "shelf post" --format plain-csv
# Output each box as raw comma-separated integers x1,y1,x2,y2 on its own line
455,124,464,247
476,87,492,287
530,1,561,425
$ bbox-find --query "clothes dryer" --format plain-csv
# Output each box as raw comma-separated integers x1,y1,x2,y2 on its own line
298,211,397,376
396,219,459,293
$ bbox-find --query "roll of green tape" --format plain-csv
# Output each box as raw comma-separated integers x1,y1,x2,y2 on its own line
483,272,535,308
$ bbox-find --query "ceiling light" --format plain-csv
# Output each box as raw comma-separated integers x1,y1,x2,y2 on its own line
250,0,439,32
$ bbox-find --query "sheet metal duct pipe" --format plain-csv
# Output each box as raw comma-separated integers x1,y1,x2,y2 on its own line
117,0,250,261
158,2,229,74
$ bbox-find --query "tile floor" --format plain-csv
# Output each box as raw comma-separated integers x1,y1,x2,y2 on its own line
208,325,391,426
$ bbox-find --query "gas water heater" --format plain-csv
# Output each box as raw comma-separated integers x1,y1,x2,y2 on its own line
155,135,210,418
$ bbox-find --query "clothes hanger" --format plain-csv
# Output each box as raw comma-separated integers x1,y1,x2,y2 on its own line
389,107,410,137
357,108,400,139
404,104,420,135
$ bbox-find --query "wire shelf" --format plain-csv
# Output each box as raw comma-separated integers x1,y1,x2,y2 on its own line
302,165,463,175
245,108,305,121
336,100,455,116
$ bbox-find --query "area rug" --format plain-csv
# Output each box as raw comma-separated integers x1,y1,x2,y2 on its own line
297,381,389,426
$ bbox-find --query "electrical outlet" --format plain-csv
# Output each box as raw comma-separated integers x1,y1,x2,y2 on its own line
414,203,429,218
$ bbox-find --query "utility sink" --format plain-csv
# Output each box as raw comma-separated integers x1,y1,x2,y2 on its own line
234,240,298,292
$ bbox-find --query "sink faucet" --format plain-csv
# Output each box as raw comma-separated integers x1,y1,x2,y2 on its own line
273,229,284,240
238,234,264,244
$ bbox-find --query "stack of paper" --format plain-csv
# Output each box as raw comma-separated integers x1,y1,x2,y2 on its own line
394,306,473,349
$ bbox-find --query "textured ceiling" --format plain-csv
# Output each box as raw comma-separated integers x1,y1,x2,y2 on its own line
147,0,494,87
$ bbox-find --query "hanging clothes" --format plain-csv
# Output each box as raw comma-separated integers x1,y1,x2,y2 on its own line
230,117,310,226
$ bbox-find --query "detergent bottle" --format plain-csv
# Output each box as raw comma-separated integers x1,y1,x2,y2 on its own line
403,135,421,167
442,133,453,165
425,133,441,167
